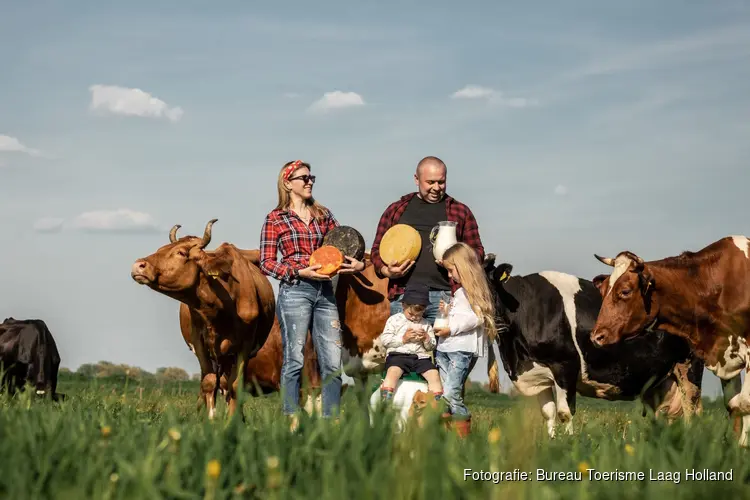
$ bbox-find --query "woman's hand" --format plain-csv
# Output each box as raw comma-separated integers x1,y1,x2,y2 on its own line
298,264,331,281
433,326,451,338
337,256,366,274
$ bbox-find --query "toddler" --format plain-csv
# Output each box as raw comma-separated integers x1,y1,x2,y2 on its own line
379,284,443,402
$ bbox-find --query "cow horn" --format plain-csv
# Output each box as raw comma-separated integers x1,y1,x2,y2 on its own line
169,224,181,243
199,219,218,249
594,254,615,267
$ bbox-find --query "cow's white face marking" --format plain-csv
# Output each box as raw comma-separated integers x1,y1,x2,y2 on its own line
605,255,634,296
730,235,749,259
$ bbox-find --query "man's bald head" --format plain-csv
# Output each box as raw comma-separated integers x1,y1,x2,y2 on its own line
414,156,447,203
416,156,447,177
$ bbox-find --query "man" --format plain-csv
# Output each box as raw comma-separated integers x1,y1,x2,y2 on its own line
370,156,486,323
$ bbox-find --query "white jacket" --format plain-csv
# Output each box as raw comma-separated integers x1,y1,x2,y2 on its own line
379,313,436,359
436,287,487,357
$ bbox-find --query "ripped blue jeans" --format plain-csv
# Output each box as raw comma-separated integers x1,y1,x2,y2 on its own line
436,350,476,419
277,279,342,417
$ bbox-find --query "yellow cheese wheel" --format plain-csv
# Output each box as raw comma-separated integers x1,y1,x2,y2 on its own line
379,224,422,266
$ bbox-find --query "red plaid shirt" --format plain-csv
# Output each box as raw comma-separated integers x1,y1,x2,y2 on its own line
259,208,339,283
370,192,485,300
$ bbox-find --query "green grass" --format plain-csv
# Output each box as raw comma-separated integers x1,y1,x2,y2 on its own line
0,374,748,499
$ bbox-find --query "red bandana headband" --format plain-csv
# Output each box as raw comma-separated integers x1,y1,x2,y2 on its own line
283,160,305,181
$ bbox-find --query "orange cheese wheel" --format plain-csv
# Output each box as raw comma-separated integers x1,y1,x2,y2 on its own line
379,224,422,266
310,245,344,276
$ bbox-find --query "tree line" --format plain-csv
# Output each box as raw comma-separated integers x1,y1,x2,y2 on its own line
60,361,198,382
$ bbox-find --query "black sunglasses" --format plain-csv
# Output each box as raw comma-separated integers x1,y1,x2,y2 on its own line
288,175,316,184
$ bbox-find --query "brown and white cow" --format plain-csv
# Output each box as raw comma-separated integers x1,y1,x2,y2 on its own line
131,219,276,419
590,235,750,446
335,253,501,393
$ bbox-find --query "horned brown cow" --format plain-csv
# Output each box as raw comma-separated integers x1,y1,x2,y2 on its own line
131,219,275,419
335,253,501,393
590,235,750,446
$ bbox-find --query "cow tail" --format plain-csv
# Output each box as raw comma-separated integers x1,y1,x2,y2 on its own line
487,341,500,393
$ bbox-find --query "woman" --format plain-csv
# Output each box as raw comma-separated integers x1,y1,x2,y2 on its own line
259,160,365,427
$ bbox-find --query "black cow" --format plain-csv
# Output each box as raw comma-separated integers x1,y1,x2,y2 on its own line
484,260,716,438
0,317,64,401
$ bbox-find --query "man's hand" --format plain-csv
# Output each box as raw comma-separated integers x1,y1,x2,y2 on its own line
337,256,366,275
433,326,451,338
380,260,415,279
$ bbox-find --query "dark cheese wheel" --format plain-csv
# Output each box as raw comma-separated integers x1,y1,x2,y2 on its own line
310,245,344,276
323,226,366,262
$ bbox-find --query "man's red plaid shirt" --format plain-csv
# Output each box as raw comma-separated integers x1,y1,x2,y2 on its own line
369,192,485,300
259,208,338,283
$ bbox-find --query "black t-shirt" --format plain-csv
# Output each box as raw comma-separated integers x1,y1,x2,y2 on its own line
396,196,451,291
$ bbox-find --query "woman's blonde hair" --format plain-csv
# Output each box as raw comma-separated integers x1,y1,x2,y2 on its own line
442,242,497,341
275,160,329,220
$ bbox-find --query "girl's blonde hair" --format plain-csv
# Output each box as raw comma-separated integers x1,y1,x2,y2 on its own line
275,160,329,221
442,242,497,341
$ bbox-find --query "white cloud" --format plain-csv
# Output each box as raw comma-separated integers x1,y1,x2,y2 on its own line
0,134,44,157
554,184,568,196
308,91,365,112
451,85,495,99
33,217,65,233
70,209,161,233
88,84,184,122
451,85,538,108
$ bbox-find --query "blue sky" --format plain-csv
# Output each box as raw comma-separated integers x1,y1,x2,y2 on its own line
2,1,749,398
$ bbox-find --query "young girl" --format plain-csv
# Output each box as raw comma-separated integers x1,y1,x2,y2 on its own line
433,242,497,435
379,284,443,401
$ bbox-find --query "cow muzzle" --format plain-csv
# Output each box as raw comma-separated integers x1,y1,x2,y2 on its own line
590,328,611,347
131,260,154,284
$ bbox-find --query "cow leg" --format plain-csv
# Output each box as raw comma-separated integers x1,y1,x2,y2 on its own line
193,338,219,419
537,388,557,438
553,367,577,436
727,368,750,447
226,351,248,422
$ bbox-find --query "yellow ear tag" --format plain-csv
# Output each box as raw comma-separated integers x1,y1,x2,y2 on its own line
499,271,509,282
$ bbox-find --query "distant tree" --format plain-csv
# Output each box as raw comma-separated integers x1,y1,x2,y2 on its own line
156,367,190,381
59,367,72,375
76,363,97,378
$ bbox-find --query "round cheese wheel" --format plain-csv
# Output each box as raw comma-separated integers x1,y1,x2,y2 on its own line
379,224,422,266
310,245,344,276
323,226,366,261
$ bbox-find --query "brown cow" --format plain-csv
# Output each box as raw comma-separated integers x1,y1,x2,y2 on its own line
178,304,322,411
591,273,705,422
590,235,750,446
131,219,276,419
335,252,501,393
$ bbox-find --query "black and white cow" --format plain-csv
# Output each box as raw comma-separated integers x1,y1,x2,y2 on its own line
0,317,64,401
484,261,729,437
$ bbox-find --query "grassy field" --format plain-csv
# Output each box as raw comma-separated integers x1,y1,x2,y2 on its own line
0,374,748,499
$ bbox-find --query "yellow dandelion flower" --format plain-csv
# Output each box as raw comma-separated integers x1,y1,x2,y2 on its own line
624,444,635,456
266,456,279,469
578,462,590,475
488,428,501,444
206,459,221,479
110,473,119,483
101,426,112,438
168,428,181,441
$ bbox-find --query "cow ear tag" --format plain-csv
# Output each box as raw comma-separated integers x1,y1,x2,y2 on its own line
498,270,510,283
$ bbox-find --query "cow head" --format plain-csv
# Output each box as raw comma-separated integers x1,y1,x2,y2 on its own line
590,251,657,347
485,260,514,327
131,219,234,296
